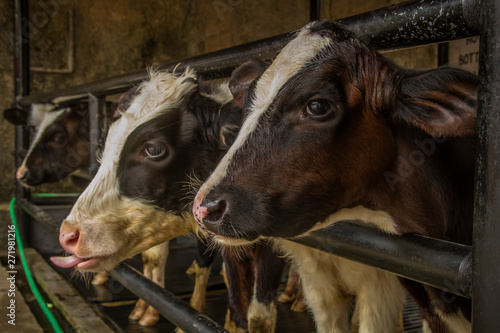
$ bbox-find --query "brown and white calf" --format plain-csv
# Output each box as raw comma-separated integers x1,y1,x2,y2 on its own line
3,99,172,326
193,21,477,333
50,69,285,332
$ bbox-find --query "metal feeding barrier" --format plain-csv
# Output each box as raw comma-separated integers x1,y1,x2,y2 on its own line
11,0,500,332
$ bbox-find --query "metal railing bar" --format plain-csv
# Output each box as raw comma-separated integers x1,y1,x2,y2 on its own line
88,93,106,176
338,0,480,49
472,0,500,330
13,0,30,245
310,0,321,21
19,199,61,235
109,264,227,333
294,221,472,298
16,0,480,107
20,199,472,298
29,193,80,206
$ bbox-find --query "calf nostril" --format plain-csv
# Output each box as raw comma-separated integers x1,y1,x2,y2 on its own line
59,231,80,253
16,168,28,181
203,199,227,224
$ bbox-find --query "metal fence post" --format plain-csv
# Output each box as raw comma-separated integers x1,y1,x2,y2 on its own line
88,93,107,176
13,0,30,245
472,0,500,331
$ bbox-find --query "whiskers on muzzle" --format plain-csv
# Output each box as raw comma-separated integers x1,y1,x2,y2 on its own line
205,233,263,262
69,269,96,288
179,172,204,210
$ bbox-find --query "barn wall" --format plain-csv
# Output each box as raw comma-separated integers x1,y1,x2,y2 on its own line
0,0,437,204
0,1,16,203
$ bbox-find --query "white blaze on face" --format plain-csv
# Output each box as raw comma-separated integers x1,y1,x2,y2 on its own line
62,69,199,265
22,103,67,167
195,23,331,201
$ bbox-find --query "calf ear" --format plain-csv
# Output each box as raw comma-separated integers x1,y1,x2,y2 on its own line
3,108,28,125
72,102,119,122
105,101,120,122
229,59,268,108
116,86,140,112
71,103,89,118
394,67,478,137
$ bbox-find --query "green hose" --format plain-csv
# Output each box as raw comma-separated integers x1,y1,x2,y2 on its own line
31,193,80,198
9,198,64,333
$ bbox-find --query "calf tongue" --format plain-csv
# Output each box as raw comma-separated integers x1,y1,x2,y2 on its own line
50,255,88,268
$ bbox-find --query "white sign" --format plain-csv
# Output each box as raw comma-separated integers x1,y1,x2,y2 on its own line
447,37,480,74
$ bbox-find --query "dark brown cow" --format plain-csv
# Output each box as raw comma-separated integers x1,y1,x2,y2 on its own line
194,21,477,333
50,69,285,332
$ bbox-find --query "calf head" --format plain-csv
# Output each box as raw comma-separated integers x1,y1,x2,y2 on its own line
51,69,243,272
193,21,478,245
4,102,114,187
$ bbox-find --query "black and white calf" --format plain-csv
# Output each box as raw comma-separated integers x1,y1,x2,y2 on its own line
194,21,477,333
3,98,173,326
51,69,285,332
3,102,113,186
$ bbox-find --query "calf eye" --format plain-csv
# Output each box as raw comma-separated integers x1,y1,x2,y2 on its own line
144,143,167,158
52,133,66,144
306,99,333,118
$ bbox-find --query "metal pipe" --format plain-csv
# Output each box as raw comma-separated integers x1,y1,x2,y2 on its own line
18,199,61,235
338,0,480,49
310,0,321,21
22,194,473,299
293,221,472,298
29,193,79,206
16,33,291,107
110,264,227,333
472,0,500,330
13,0,30,245
88,93,106,176
13,0,29,100
437,42,450,66
17,0,480,107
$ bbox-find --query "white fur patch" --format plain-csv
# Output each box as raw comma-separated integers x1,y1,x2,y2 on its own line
247,292,277,332
274,206,404,333
29,103,57,128
195,23,331,199
275,241,406,332
199,80,233,106
307,205,398,234
436,308,471,333
23,104,67,168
